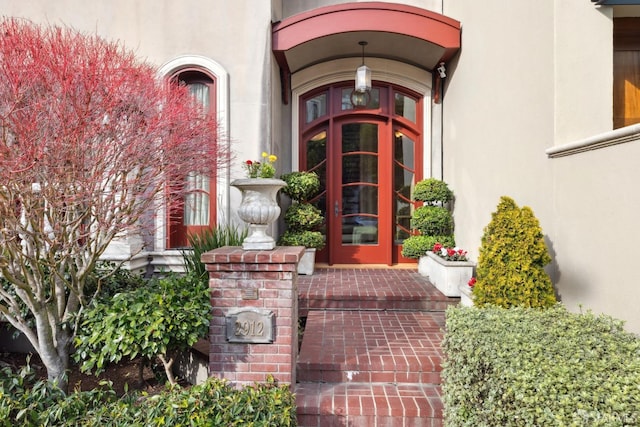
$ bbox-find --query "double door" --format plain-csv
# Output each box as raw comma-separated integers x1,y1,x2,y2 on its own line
301,84,421,265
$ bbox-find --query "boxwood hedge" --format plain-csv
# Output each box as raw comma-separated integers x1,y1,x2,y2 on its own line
442,305,640,426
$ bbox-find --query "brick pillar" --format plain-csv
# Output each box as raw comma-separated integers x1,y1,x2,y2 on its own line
201,246,304,386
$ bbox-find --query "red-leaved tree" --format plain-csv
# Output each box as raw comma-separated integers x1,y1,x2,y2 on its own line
0,18,226,389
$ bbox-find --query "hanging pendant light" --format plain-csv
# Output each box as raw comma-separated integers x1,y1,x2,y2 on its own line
351,41,371,108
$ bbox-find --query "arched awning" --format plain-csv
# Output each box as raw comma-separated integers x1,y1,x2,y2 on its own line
272,2,461,103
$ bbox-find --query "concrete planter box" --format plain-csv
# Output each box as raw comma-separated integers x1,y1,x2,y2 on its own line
418,251,474,297
459,284,474,307
297,248,316,275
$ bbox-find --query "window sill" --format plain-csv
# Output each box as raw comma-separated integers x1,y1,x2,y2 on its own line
546,123,640,158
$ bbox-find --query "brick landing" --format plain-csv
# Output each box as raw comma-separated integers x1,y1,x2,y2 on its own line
299,268,458,316
296,267,457,427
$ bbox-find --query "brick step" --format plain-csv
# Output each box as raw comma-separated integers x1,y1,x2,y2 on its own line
298,310,445,382
298,268,459,316
297,364,441,385
300,297,455,315
295,382,444,427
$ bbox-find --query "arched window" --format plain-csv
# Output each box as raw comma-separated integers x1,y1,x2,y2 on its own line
167,68,217,248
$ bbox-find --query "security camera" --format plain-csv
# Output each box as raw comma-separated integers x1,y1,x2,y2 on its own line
436,63,446,79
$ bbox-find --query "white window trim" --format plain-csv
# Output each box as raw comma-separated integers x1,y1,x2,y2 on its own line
155,55,230,253
546,123,640,158
290,58,433,175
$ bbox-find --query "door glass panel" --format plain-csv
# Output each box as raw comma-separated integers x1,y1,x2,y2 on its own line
304,130,328,226
341,88,380,110
393,131,415,243
305,93,327,123
341,123,379,245
394,93,416,122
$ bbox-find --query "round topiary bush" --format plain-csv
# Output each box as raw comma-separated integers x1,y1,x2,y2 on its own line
280,171,320,202
279,171,325,250
410,206,453,236
401,178,456,259
278,230,325,250
284,203,323,231
473,196,556,308
413,178,453,205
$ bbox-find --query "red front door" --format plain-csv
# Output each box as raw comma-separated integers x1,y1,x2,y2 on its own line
328,120,393,264
300,83,422,265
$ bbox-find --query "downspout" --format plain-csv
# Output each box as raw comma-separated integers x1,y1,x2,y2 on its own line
433,62,446,180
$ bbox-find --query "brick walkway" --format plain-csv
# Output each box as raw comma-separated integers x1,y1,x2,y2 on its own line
296,267,458,426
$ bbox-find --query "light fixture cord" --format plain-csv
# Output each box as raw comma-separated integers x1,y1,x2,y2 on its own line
359,41,367,66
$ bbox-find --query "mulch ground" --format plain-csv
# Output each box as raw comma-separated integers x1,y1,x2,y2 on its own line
0,352,174,396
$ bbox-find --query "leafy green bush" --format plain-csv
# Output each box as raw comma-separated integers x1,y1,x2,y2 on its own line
181,225,248,283
443,305,640,426
401,178,455,259
0,364,296,426
410,206,453,235
279,171,325,250
74,273,210,385
85,261,146,301
413,177,453,205
401,235,454,259
280,171,320,202
284,203,323,231
473,196,556,308
278,230,325,250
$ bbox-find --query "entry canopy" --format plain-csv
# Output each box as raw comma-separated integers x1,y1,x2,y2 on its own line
272,2,461,102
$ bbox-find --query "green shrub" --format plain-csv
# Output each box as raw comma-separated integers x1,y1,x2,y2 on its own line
279,171,325,250
473,196,556,308
0,365,296,426
278,230,325,250
284,203,323,231
74,273,210,386
182,225,248,283
442,305,640,427
413,178,453,205
410,206,453,235
400,234,455,259
280,171,320,202
402,178,456,259
86,261,146,301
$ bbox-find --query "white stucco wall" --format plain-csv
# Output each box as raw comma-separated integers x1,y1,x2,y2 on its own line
444,0,640,333
442,0,556,258
554,0,613,142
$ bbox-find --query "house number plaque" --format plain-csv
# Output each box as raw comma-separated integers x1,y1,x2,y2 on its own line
225,308,275,344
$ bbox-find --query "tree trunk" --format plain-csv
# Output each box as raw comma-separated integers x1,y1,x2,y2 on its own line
29,308,73,392
158,353,176,386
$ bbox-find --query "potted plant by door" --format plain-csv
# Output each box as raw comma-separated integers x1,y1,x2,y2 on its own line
401,178,455,256
278,171,325,275
401,178,471,296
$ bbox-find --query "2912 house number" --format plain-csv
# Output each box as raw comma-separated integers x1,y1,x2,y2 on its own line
235,319,264,337
225,308,275,344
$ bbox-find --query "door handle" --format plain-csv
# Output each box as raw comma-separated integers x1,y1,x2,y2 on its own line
334,201,340,217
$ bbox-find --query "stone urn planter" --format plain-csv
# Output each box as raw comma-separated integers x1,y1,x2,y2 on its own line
231,178,286,250
418,251,474,297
